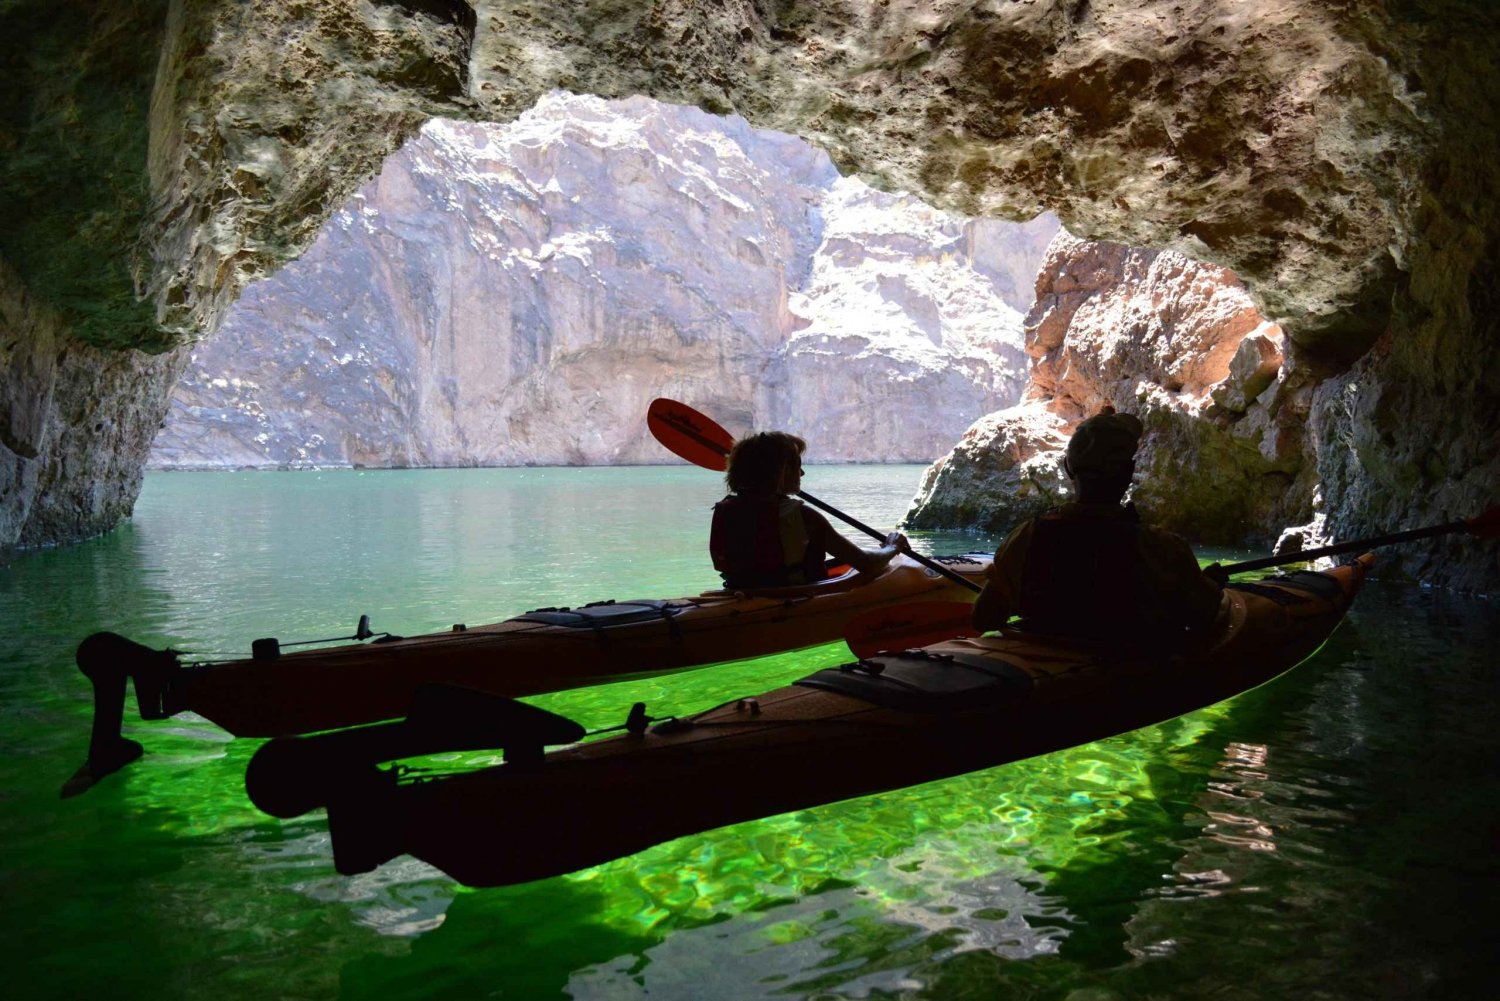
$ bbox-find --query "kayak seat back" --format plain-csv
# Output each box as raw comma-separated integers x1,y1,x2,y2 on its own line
517,599,684,628
797,651,1032,713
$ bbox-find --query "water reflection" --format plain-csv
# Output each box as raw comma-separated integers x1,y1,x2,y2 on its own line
2,472,1497,1000
567,854,1068,1000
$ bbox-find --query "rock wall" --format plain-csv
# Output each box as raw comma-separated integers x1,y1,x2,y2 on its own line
4,0,1497,586
1,259,189,548
0,0,167,352
907,232,1315,545
149,95,1053,469
1,0,476,549
762,178,1058,462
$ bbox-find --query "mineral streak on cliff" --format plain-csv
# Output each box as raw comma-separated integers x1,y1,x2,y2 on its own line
148,94,1057,470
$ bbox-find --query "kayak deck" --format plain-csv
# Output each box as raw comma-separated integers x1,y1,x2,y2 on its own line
289,556,1373,886
66,553,991,796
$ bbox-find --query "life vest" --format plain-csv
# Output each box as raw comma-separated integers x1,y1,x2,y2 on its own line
1018,507,1147,640
710,495,829,589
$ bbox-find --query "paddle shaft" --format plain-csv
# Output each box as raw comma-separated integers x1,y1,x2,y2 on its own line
1218,519,1470,576
798,490,980,592
648,398,981,592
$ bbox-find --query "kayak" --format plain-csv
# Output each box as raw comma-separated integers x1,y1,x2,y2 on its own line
68,553,991,791
248,554,1374,887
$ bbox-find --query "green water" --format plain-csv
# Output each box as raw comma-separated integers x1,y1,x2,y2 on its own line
2,466,1496,999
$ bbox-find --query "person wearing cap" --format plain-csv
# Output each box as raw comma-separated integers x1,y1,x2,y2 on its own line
710,431,908,589
971,408,1224,643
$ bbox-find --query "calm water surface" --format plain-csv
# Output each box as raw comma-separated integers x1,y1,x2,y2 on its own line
2,466,1496,999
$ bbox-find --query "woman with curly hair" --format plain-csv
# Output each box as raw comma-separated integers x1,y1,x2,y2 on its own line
709,431,907,589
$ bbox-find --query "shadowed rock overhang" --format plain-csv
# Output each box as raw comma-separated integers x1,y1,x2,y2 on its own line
2,0,1497,588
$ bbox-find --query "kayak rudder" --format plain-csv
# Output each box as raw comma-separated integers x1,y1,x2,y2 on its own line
244,683,590,819
62,632,184,798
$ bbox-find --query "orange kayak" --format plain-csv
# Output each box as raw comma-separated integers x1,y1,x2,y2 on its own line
69,553,991,792
253,555,1373,887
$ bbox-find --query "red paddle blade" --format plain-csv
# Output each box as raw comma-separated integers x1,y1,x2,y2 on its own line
647,398,735,472
1466,505,1500,539
845,601,979,659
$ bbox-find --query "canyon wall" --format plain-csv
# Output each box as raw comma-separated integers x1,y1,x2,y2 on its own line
3,0,1496,586
907,232,1313,547
147,95,1053,469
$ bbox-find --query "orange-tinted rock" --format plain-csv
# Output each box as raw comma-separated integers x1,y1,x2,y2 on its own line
908,232,1314,546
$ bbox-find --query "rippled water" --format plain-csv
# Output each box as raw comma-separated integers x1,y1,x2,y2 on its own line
2,467,1496,999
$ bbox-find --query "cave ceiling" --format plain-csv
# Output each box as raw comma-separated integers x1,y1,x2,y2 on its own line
8,0,1492,367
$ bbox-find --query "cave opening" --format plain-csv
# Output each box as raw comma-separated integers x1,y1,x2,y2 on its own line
151,91,1308,552
148,93,1062,475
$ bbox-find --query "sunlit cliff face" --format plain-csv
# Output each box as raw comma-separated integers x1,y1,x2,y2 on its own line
146,96,1059,472
3,0,1497,587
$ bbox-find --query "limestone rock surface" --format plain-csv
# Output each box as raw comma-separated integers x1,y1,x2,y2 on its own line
908,231,1314,545
3,0,1497,586
149,95,1053,469
1,259,188,548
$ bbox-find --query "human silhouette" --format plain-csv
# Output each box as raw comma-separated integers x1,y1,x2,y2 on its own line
971,409,1223,642
710,431,907,588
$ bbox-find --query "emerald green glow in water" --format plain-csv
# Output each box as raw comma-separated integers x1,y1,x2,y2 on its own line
3,466,1497,999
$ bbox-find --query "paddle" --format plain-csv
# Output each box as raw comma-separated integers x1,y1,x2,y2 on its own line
843,601,980,659
647,398,982,593
1211,505,1500,578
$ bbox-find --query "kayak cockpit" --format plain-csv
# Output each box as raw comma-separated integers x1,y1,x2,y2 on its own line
798,648,1033,712
516,598,691,628
696,560,861,599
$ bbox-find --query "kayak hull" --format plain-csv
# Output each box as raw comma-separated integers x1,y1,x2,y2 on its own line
316,556,1374,886
79,554,991,739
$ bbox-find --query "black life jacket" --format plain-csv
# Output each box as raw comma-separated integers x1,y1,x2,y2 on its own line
1018,508,1146,641
710,495,829,589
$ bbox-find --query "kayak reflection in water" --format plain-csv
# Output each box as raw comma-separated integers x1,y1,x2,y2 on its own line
710,431,909,589
971,408,1225,644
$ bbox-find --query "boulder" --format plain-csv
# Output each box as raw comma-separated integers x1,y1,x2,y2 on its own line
908,231,1317,546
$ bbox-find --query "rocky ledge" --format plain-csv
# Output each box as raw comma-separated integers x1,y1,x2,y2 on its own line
907,232,1311,545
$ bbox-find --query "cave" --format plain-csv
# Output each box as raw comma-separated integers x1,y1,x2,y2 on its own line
3,2,1499,996
4,0,1496,588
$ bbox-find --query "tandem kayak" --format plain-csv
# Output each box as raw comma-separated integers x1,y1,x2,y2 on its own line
67,552,991,794
247,554,1375,887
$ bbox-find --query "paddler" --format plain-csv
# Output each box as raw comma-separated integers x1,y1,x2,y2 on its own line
711,431,909,588
971,408,1224,642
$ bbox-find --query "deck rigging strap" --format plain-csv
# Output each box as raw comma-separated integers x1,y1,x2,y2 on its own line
798,650,1032,713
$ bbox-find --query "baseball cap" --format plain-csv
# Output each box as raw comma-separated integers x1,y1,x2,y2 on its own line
1065,407,1143,476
